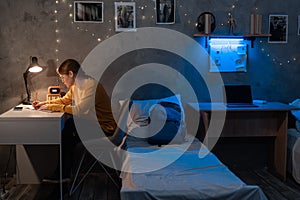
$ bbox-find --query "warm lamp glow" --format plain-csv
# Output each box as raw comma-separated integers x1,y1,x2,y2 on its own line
28,65,43,73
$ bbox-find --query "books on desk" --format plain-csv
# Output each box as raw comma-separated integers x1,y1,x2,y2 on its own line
14,105,56,113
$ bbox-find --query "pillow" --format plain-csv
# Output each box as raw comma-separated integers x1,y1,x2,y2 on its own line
126,100,155,138
121,94,187,141
148,101,185,145
290,99,300,132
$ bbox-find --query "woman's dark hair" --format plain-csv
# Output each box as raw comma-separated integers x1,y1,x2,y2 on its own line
57,59,85,77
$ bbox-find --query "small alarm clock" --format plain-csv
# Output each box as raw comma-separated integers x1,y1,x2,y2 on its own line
47,86,61,100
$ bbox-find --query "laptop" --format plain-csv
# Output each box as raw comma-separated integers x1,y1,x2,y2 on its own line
223,84,258,107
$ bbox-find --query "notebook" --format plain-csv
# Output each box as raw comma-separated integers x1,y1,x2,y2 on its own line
223,84,258,107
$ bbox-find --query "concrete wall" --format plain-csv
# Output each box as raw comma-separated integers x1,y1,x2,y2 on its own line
1,0,300,114
0,0,300,174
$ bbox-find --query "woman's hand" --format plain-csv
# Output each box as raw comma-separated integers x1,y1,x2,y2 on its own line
38,104,48,110
32,101,39,109
32,101,46,110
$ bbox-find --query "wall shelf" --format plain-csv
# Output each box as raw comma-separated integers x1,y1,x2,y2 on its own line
193,34,271,48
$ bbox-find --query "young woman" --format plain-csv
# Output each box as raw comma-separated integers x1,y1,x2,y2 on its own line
33,59,117,182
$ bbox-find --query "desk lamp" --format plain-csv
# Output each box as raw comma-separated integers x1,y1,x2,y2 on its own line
23,56,43,105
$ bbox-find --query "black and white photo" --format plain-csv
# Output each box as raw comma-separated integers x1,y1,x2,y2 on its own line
74,1,103,23
268,14,288,43
115,2,136,32
156,0,175,24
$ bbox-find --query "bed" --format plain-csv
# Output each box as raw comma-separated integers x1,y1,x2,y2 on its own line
117,94,267,200
120,135,267,200
287,128,300,184
287,99,300,184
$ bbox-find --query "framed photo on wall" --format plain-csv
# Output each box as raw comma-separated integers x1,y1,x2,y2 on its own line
74,1,103,23
268,14,288,43
298,15,300,35
115,2,136,32
155,0,175,24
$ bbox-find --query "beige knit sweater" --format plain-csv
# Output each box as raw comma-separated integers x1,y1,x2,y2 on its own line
44,77,116,135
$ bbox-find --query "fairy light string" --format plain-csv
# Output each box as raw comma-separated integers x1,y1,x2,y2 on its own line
53,0,297,66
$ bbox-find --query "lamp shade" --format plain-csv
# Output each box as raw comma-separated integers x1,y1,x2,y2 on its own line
23,56,44,104
27,56,43,73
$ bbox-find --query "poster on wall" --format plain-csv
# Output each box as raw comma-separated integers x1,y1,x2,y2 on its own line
74,1,103,23
155,0,175,24
115,2,136,32
268,14,288,43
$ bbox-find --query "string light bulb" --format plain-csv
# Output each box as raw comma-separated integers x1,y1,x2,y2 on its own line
52,0,296,67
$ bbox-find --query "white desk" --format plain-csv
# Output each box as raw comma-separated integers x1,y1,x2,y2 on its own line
0,104,64,198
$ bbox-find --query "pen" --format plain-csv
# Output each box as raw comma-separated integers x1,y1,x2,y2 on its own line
34,91,38,102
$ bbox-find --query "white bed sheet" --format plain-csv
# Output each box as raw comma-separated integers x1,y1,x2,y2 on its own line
120,135,267,200
287,128,300,184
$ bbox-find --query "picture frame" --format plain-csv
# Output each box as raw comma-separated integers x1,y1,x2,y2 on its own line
268,14,288,43
74,1,103,23
115,2,136,32
155,0,175,24
298,15,300,35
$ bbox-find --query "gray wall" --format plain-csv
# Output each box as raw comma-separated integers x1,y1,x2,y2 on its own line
0,0,300,174
1,0,300,114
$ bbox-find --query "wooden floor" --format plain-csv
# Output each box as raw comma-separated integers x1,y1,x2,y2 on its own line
235,169,300,200
2,168,300,200
4,172,121,200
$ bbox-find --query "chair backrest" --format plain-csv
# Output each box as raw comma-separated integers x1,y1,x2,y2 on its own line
109,99,130,147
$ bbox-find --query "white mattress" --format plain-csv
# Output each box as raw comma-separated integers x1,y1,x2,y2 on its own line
287,128,300,184
120,135,267,200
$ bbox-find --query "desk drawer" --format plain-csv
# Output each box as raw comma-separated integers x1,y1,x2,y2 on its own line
0,119,62,144
219,111,286,137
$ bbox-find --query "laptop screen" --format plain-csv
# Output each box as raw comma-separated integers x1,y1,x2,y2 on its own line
223,85,253,104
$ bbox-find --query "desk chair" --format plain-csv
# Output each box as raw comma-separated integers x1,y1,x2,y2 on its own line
69,100,129,196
